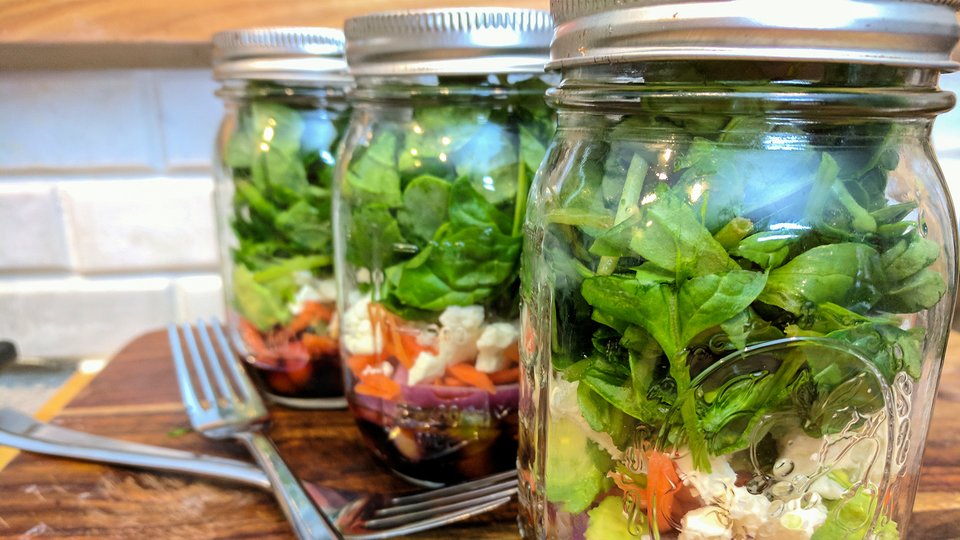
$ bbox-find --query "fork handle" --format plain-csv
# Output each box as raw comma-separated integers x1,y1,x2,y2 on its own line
236,432,341,540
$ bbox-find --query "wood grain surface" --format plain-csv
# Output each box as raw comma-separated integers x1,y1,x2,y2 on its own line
0,0,547,44
0,330,957,539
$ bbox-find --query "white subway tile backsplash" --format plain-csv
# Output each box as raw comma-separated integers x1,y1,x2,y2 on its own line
154,69,221,172
0,183,71,271
0,70,163,172
173,274,225,323
59,178,219,273
0,277,174,358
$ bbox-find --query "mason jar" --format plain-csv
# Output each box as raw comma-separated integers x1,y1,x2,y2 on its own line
333,9,556,485
212,28,351,409
519,1,960,538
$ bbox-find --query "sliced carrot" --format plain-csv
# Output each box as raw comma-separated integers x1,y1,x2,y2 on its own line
447,362,496,394
302,333,338,357
443,376,468,387
239,319,272,358
289,301,334,334
387,323,412,369
488,366,520,385
347,354,380,378
368,303,430,369
365,303,394,362
402,330,435,356
355,373,401,400
645,450,680,532
606,451,680,533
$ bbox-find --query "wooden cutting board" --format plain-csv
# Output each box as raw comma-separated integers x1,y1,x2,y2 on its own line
0,330,958,539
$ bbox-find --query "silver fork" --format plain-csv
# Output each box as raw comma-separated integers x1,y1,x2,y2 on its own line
168,319,516,539
169,320,337,540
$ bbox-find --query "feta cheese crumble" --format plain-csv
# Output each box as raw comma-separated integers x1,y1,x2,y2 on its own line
437,305,485,366
405,305,485,385
673,453,827,539
408,351,444,385
475,322,519,372
287,273,337,314
679,507,733,540
342,295,381,356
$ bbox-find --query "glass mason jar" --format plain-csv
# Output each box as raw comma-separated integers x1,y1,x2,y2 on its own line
519,1,960,538
212,28,352,409
334,9,556,485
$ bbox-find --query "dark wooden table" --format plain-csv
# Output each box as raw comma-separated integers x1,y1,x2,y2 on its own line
0,330,958,539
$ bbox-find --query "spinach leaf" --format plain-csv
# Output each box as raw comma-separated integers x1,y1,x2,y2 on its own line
758,243,883,314
581,269,766,361
679,271,769,346
827,324,924,380
426,225,521,291
698,349,809,455
345,131,403,207
876,268,946,313
881,233,941,282
448,177,513,234
731,228,803,269
578,373,639,447
453,122,519,205
397,175,451,244
274,200,331,252
387,251,496,311
677,137,820,232
580,355,670,428
346,204,406,269
628,193,736,278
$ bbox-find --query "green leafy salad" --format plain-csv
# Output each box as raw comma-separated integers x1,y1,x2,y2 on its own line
337,76,555,483
222,86,349,398
339,77,554,393
341,78,554,318
528,93,947,537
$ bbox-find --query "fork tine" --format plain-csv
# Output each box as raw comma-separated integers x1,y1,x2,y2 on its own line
195,319,237,402
363,490,515,529
373,479,516,518
167,324,204,415
211,318,259,403
345,497,511,540
347,497,511,540
389,469,516,505
179,322,217,407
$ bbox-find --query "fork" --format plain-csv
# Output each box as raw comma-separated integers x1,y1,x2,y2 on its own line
169,320,337,539
168,319,516,539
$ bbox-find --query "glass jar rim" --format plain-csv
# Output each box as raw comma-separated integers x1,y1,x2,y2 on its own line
549,0,960,72
344,8,552,76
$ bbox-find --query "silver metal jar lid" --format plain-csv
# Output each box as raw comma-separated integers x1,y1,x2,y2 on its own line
344,8,553,76
212,27,350,83
550,0,960,71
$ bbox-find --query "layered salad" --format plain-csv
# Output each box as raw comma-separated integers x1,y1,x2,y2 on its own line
521,71,947,539
337,77,554,483
222,89,349,405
